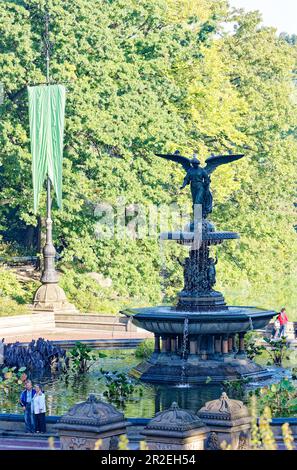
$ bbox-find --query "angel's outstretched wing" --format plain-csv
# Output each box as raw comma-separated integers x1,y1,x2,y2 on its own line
204,154,244,175
155,151,191,171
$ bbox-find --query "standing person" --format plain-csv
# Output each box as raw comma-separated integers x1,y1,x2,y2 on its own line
278,308,289,338
32,384,47,433
271,317,280,339
19,380,36,433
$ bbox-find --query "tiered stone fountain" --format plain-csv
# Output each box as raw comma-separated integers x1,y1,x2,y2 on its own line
123,151,275,384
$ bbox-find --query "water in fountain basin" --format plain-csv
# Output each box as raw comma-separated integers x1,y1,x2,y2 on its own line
179,317,189,387
249,316,254,331
159,238,167,302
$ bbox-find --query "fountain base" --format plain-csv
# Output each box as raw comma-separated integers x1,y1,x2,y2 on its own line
123,305,275,384
129,354,272,385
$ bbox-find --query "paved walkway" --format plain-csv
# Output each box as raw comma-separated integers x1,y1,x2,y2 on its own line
0,313,152,344
3,328,152,344
0,436,60,450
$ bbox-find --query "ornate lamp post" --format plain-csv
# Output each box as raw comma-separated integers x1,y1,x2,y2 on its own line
33,9,77,315
41,11,58,286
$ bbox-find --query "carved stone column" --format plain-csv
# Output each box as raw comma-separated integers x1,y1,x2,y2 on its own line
189,339,197,355
214,335,222,355
237,333,246,357
177,335,183,353
171,337,178,354
166,337,171,353
154,334,160,354
55,395,129,450
222,335,229,355
197,392,251,450
207,335,215,358
143,402,208,450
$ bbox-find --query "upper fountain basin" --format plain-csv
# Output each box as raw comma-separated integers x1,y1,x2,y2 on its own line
159,231,239,246
122,306,275,335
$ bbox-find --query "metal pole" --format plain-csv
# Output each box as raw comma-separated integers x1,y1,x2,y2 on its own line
45,8,50,85
40,5,58,284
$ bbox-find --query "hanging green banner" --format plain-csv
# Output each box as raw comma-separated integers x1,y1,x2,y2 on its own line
28,84,66,213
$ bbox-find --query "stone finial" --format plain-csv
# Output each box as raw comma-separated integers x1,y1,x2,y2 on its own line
145,402,205,435
197,393,252,450
56,394,127,431
198,392,250,423
55,395,129,450
143,402,208,450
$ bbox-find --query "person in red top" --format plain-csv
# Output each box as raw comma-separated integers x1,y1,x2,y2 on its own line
277,308,289,338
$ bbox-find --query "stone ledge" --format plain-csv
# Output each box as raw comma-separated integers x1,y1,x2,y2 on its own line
54,312,138,332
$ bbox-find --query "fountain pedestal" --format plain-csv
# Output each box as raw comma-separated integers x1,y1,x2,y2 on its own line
126,307,275,384
123,220,276,384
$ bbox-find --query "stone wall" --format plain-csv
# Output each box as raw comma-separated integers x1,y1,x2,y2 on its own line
54,312,138,332
1,413,297,450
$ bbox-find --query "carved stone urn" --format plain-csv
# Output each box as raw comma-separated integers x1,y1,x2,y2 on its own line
142,402,208,450
197,392,251,450
55,394,129,450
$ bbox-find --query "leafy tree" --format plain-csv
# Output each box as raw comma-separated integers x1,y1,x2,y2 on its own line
0,0,212,304
0,1,296,317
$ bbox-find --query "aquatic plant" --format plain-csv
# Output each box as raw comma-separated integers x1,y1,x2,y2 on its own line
135,339,154,359
68,342,102,373
4,338,68,372
222,377,251,401
99,369,143,405
251,378,297,418
0,366,27,396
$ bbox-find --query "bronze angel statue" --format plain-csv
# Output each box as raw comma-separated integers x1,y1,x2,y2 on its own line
155,151,244,218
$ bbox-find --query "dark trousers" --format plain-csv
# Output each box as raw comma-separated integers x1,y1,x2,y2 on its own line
24,404,35,433
279,324,287,337
35,413,46,433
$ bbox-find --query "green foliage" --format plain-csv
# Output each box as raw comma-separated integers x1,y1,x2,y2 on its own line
244,331,265,360
99,369,143,405
135,338,154,359
252,378,297,418
0,366,27,396
59,268,117,313
0,268,27,302
0,0,296,315
262,337,291,367
59,267,155,313
222,377,251,401
0,298,28,316
0,268,38,315
244,332,293,366
68,342,101,373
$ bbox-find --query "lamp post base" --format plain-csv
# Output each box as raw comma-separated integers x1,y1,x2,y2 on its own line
33,283,78,314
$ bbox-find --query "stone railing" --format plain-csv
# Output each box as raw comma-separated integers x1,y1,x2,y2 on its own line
1,393,296,450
